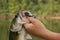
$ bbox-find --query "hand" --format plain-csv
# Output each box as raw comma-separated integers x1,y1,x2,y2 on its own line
23,17,60,40
23,17,47,37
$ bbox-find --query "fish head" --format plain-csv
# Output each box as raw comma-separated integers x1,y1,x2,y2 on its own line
10,12,23,32
10,10,35,32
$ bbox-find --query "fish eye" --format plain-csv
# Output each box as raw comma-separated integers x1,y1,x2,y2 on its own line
15,13,19,18
15,15,18,18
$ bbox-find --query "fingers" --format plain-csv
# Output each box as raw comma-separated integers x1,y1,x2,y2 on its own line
23,23,35,34
27,17,40,24
27,17,45,28
24,23,33,29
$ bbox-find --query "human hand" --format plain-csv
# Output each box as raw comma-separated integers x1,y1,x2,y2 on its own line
24,17,60,40
23,17,47,37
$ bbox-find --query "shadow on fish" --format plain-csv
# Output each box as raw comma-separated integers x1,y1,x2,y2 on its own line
9,10,35,40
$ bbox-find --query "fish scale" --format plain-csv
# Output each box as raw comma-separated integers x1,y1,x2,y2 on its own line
9,10,34,40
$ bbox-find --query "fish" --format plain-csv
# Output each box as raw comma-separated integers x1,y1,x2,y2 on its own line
9,10,35,40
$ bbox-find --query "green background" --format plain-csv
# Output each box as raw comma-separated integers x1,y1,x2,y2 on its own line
0,0,60,40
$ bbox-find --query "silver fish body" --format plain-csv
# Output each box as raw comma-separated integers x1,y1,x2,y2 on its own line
9,10,33,40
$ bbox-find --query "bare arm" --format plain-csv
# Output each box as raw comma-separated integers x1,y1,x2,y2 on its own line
24,17,60,40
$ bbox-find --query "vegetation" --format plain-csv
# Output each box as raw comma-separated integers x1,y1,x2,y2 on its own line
0,0,60,40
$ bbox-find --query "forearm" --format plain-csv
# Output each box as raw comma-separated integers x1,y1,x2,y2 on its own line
38,28,60,40
35,20,60,40
24,17,60,40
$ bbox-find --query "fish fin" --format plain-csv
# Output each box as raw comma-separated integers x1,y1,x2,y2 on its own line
26,34,32,40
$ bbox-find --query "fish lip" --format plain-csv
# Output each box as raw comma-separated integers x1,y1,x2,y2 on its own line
19,10,33,17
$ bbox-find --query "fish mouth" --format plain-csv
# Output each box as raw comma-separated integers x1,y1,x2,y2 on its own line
10,10,30,32
19,10,33,18
10,10,33,40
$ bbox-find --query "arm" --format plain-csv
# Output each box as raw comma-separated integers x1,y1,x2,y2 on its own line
24,17,60,40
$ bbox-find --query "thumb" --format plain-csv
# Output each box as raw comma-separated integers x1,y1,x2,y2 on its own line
23,23,33,30
27,17,39,24
24,23,30,29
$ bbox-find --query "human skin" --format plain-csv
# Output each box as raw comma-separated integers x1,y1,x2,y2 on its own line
23,17,60,40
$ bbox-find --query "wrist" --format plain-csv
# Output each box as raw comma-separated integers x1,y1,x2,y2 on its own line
39,28,60,40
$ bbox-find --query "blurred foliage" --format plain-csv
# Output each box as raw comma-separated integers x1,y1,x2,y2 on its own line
0,0,60,40
0,0,60,14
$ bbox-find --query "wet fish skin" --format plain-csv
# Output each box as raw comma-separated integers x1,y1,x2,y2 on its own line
9,10,35,40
